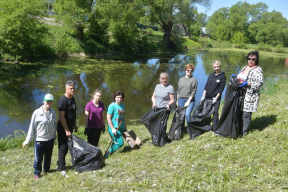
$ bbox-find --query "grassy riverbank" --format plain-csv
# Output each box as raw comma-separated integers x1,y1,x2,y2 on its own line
1,78,288,191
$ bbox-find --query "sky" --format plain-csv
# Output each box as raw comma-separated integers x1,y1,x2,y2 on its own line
196,0,288,20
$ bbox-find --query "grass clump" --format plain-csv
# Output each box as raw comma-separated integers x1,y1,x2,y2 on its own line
1,78,288,191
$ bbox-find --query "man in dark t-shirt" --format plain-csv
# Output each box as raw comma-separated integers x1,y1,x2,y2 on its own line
57,80,78,178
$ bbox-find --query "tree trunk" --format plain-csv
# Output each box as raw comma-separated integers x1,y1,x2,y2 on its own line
160,20,176,49
182,22,191,38
77,26,84,42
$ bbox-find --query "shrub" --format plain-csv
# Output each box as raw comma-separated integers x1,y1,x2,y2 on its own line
146,28,154,35
275,44,284,53
257,43,273,52
231,31,245,44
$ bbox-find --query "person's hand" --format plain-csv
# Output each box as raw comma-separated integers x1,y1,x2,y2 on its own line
201,95,205,102
102,126,105,134
152,103,156,109
66,130,72,137
176,100,178,107
22,140,29,148
74,124,78,133
84,127,89,136
184,101,190,107
166,104,170,111
230,74,237,78
112,128,117,136
238,81,248,88
212,98,217,104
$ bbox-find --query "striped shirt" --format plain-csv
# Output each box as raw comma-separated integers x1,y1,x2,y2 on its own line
154,84,174,108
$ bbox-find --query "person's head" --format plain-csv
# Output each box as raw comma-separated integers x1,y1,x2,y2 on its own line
246,50,259,67
113,91,124,104
212,60,221,73
43,94,54,108
65,80,75,97
91,89,102,102
185,64,195,77
159,72,169,86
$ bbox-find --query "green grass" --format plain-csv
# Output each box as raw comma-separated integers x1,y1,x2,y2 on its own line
1,78,288,191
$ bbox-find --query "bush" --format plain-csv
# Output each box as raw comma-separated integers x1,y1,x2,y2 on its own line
257,43,273,52
199,38,212,48
146,28,154,35
231,31,245,44
275,44,284,53
235,44,248,49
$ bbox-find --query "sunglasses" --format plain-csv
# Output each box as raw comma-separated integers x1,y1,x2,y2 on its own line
248,58,256,61
186,69,193,72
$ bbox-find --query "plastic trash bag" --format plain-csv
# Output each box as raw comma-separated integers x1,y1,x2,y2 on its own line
214,76,243,138
188,99,214,140
67,134,105,172
141,108,170,147
168,107,186,140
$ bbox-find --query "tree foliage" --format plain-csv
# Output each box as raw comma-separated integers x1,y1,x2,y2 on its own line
0,0,48,61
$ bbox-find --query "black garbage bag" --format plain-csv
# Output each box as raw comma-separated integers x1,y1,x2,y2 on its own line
168,107,186,140
141,108,170,147
188,99,214,140
214,76,243,138
67,134,105,172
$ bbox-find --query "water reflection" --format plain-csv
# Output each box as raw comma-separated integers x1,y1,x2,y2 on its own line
0,51,286,137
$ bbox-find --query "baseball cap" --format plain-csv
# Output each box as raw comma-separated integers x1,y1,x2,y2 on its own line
43,94,54,101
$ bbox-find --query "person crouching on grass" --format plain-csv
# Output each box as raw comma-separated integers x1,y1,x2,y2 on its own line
22,94,56,180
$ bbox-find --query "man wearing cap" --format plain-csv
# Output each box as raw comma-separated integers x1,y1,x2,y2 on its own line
57,80,78,178
23,94,56,180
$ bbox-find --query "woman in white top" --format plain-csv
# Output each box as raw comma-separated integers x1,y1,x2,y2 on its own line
231,50,263,137
22,94,56,180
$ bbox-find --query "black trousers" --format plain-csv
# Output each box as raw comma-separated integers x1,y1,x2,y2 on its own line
33,139,54,175
212,99,221,131
87,128,102,147
57,126,73,171
239,111,252,135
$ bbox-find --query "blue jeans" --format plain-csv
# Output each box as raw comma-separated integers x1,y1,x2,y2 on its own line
178,98,195,133
33,139,54,175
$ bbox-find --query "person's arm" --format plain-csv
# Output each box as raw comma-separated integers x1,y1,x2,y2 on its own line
102,111,105,126
25,111,37,142
151,91,156,108
189,79,198,101
166,93,175,110
84,110,89,128
216,74,226,97
107,113,115,131
248,68,263,90
177,79,181,101
59,111,72,137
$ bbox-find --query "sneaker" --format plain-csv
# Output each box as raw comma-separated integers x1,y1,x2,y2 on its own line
61,171,69,178
34,175,40,180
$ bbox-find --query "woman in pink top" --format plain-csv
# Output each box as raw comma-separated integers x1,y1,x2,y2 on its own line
84,89,105,147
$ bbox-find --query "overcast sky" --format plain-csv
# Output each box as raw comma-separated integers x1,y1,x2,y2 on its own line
197,0,288,20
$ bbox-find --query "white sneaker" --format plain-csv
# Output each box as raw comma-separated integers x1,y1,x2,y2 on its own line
61,171,69,178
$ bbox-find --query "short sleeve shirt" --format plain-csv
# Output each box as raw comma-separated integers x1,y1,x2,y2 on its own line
85,100,105,128
154,84,174,108
57,95,77,131
107,102,125,130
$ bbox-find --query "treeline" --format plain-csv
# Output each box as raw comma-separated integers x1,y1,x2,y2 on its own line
206,1,288,47
0,0,211,61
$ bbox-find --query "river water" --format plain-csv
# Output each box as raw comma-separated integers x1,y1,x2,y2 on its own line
0,50,286,138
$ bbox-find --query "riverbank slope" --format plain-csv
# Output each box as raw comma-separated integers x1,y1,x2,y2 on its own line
0,78,288,191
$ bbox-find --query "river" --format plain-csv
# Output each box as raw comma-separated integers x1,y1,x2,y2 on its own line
0,50,286,138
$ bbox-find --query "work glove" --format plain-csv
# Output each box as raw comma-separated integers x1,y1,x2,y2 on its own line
112,128,117,136
22,140,29,148
230,74,237,78
238,81,248,88
102,126,105,134
176,100,178,107
184,101,190,108
212,97,217,104
84,127,89,136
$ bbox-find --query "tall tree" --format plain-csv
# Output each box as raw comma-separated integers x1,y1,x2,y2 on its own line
0,0,47,61
146,0,211,48
54,0,95,42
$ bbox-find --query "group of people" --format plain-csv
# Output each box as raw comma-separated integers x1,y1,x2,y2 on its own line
22,50,263,180
22,80,126,179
